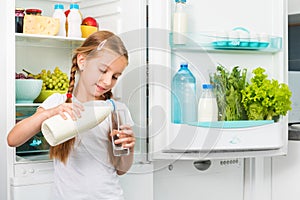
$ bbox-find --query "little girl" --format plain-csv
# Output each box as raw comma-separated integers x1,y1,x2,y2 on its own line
7,30,135,200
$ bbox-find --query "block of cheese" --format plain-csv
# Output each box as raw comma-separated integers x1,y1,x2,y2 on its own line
23,15,60,36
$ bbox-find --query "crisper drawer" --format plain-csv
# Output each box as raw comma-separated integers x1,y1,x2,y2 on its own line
166,121,284,152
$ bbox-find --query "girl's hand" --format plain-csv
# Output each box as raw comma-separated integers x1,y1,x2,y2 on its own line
111,125,135,151
49,102,85,120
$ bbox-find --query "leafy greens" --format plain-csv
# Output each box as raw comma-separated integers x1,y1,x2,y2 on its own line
241,67,292,121
210,65,247,121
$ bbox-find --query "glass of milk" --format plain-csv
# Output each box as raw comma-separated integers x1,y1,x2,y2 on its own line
110,109,130,156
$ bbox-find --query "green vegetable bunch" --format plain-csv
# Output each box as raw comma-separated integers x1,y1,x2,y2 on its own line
241,67,292,121
210,65,248,121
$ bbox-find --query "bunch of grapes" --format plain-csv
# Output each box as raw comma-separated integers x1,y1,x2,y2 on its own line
35,67,69,91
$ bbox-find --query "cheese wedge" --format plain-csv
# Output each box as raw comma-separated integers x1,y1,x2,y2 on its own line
23,15,59,36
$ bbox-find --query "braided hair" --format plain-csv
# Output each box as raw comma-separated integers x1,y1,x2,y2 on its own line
49,31,128,164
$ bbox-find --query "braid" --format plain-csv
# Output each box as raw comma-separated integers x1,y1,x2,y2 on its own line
66,59,78,103
49,60,78,164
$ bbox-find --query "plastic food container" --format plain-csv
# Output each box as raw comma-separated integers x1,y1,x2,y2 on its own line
26,8,42,15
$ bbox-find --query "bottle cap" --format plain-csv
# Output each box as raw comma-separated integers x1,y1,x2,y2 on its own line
175,0,186,3
106,99,116,111
180,62,188,68
54,4,64,10
203,84,213,89
70,4,79,9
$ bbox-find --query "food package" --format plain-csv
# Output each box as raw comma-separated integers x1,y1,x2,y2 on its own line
23,15,59,35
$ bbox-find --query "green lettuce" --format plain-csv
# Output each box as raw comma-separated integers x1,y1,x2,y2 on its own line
241,67,292,120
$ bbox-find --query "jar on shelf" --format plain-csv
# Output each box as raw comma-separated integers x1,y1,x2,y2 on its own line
25,8,42,15
15,8,25,33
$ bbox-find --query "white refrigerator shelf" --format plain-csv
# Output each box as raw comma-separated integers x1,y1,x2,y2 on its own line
165,121,283,152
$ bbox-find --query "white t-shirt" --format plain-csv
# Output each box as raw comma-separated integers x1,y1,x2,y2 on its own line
40,93,134,200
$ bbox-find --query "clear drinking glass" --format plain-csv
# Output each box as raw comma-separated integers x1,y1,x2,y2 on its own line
110,109,130,156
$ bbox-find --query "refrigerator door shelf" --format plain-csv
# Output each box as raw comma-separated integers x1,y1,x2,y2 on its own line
165,121,283,152
169,32,282,53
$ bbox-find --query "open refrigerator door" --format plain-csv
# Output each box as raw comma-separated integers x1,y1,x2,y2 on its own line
148,0,289,161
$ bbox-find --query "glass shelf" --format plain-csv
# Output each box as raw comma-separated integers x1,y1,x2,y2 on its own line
169,32,282,53
15,33,85,48
188,120,274,129
16,103,41,107
16,153,51,163
16,106,38,120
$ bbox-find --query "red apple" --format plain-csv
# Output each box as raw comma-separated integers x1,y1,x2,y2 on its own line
82,17,98,28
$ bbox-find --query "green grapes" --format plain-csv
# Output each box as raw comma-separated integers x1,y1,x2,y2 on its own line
35,67,69,91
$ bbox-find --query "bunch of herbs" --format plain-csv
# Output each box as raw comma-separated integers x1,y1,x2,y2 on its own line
210,65,248,121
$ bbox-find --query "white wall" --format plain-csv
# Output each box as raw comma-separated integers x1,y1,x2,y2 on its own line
289,0,300,14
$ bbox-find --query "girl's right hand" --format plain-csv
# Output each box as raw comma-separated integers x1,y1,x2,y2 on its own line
49,102,85,120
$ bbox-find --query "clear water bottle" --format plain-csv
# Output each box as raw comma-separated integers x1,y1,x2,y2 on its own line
67,4,82,38
173,0,187,44
171,63,197,124
198,84,218,122
52,4,66,37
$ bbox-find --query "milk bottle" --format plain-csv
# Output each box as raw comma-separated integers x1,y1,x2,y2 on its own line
52,4,66,37
198,84,218,122
173,0,187,44
41,100,114,146
67,3,82,38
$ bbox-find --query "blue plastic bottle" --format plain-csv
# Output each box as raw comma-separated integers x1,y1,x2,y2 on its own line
171,63,197,124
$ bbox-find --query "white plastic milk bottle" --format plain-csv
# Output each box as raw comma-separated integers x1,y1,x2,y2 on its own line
198,84,218,122
67,3,82,38
41,100,114,146
173,0,187,44
52,4,66,37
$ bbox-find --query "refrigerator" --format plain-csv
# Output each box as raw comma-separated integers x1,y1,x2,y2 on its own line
0,0,288,200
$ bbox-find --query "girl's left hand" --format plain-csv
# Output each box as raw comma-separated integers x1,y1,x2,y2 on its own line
111,124,135,151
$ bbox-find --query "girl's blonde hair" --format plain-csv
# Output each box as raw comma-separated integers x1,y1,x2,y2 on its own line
50,31,128,164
